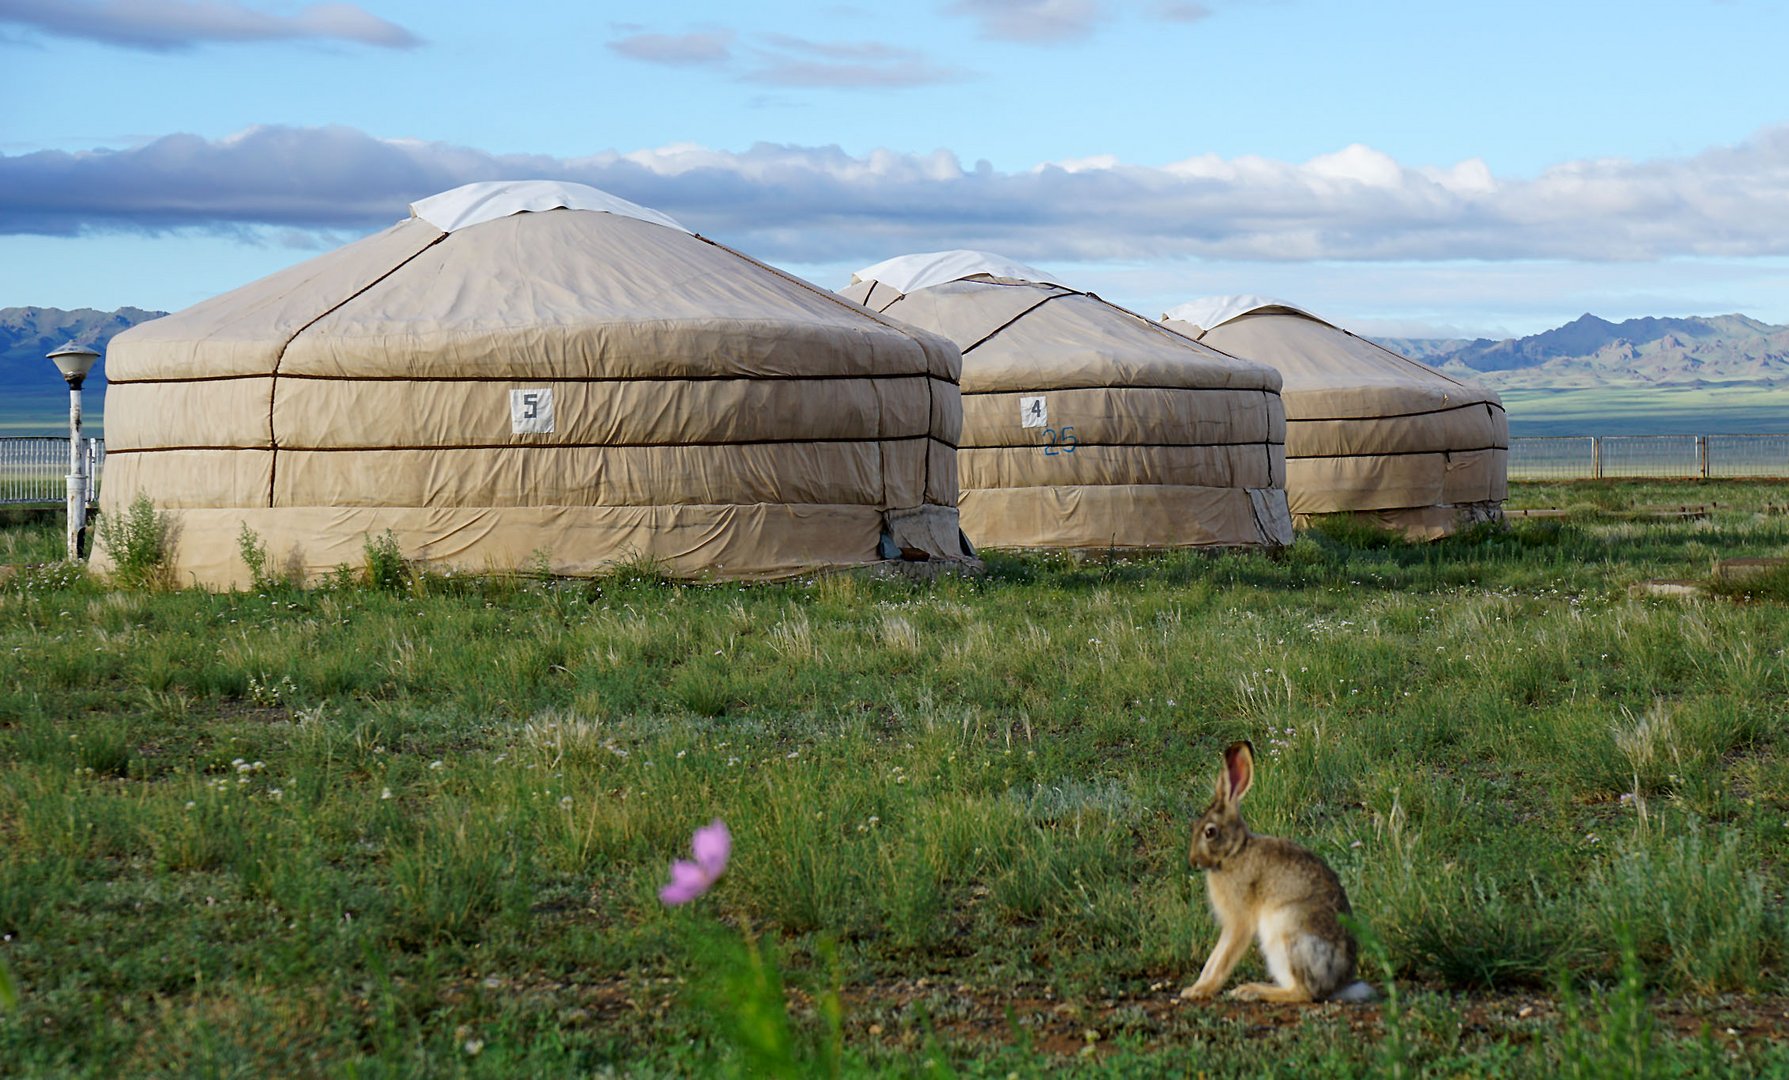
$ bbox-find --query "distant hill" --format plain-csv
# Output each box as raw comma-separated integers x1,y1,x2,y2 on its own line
1373,313,1789,391
0,306,165,431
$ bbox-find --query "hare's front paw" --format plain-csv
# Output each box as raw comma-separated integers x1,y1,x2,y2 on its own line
1179,983,1216,1001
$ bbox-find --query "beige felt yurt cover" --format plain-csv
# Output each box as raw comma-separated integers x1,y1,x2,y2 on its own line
96,181,967,588
1163,298,1507,538
843,253,1292,551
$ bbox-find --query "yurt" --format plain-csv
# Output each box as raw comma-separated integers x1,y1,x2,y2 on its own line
1163,297,1507,538
96,181,970,588
842,252,1292,551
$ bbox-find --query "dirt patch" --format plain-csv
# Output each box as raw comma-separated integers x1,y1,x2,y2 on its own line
441,973,1789,1058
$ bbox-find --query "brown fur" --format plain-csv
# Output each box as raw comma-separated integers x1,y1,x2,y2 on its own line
1181,741,1364,1003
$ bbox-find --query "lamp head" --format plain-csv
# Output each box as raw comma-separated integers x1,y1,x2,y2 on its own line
48,343,100,388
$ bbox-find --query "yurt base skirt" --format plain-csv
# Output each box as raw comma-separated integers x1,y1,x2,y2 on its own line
89,503,968,589
958,484,1293,551
1291,500,1506,541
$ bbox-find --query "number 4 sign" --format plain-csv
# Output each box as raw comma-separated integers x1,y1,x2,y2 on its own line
1019,395,1047,428
510,388,555,434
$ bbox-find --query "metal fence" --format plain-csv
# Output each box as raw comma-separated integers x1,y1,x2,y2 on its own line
1508,434,1789,481
0,437,104,505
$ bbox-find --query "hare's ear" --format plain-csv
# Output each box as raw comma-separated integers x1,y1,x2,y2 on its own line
1222,740,1255,805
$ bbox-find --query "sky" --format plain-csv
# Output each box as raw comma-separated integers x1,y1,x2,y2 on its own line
6,0,1789,338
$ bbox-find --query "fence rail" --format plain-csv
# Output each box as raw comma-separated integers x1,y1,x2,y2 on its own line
1507,433,1789,481
0,437,104,505
2,434,1784,504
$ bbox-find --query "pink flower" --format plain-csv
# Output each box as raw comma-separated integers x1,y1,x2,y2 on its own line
659,818,730,905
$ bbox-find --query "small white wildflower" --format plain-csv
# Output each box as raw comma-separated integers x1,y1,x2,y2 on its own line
429,760,444,771
184,800,196,811
380,787,393,800
463,1039,485,1056
268,789,283,801
1350,840,1362,849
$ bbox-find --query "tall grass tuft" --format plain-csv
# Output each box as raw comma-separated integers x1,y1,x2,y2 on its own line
1594,821,1772,993
96,493,177,588
387,800,535,943
361,530,410,593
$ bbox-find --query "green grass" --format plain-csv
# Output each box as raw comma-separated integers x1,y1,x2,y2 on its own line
3,481,1789,1075
1501,383,1789,436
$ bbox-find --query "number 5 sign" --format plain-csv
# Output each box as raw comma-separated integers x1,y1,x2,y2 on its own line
510,388,555,434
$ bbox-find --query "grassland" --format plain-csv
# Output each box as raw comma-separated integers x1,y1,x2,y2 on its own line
2,484,1789,1076
1500,384,1789,437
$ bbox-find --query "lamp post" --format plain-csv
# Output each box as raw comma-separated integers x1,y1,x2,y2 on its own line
47,343,99,561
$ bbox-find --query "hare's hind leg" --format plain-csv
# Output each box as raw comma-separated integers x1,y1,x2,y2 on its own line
1228,981,1313,1003
1230,914,1318,1002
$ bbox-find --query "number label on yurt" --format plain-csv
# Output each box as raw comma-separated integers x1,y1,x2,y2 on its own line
510,388,555,434
1019,395,1047,428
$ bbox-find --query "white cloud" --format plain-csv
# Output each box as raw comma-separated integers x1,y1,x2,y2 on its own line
942,0,1110,43
744,34,968,88
606,30,734,66
8,123,1789,273
604,26,965,88
0,0,420,51
1154,1,1210,21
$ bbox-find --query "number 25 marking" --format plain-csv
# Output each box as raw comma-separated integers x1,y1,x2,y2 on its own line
1041,425,1078,456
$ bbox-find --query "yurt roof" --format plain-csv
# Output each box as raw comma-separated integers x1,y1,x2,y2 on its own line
851,250,1064,294
1163,295,1499,414
408,179,691,233
845,252,1279,396
106,181,958,385
1161,295,1327,332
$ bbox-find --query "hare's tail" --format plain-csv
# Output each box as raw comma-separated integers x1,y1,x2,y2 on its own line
1328,981,1378,1004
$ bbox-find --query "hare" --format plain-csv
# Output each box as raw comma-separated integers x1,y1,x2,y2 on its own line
1180,740,1374,1003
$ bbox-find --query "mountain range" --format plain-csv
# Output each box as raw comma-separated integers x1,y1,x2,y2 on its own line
1373,313,1789,390
0,306,165,421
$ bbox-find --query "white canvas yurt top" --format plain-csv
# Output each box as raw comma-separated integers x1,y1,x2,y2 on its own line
97,180,969,587
844,252,1292,551
1163,296,1507,537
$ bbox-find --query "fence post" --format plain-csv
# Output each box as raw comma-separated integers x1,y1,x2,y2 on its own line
1696,435,1709,479
1591,436,1602,480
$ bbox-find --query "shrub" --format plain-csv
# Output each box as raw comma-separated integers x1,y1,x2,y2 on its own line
96,493,177,589
235,522,297,592
362,530,410,593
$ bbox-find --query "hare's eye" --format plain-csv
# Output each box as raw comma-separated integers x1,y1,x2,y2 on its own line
1202,823,1218,839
